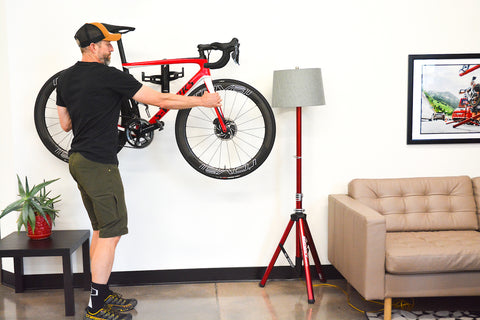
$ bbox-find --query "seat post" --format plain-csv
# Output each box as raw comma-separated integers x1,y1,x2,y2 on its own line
117,39,128,72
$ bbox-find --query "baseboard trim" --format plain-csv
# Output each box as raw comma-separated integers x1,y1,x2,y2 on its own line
1,265,342,290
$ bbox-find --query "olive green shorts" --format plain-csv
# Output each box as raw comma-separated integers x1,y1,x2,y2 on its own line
69,152,128,238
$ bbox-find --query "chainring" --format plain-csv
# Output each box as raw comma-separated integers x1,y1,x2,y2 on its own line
125,119,154,148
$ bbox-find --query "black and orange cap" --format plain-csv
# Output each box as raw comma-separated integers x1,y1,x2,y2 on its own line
74,22,121,48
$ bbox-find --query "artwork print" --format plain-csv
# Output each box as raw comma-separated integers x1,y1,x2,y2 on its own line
407,54,480,144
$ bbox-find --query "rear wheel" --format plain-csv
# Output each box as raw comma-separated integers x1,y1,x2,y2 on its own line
175,79,276,179
34,71,129,162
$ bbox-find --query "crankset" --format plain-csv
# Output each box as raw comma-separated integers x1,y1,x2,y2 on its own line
125,119,156,148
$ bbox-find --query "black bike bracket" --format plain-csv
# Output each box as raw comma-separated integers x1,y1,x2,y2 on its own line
141,66,185,93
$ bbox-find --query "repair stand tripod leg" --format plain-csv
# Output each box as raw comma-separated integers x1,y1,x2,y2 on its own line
295,222,302,274
298,214,315,303
259,220,295,288
303,220,326,282
259,212,325,304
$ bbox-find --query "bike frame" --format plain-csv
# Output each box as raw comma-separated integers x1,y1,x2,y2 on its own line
117,39,227,132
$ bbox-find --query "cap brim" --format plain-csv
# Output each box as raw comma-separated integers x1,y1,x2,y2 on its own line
104,33,121,42
91,22,122,42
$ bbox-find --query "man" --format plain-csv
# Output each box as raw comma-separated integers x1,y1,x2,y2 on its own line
56,22,221,320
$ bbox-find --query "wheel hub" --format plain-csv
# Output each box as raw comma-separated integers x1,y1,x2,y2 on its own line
213,118,237,140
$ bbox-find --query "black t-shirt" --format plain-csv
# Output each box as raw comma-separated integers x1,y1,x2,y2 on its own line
56,62,142,164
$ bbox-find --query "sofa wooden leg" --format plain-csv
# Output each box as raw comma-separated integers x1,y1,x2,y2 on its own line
384,298,392,320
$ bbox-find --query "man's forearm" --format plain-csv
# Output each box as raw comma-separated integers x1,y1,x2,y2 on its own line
57,106,72,132
132,85,221,109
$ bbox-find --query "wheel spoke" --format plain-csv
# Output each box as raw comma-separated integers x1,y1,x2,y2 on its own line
196,107,215,122
227,91,238,120
226,141,232,168
188,114,213,123
233,94,249,121
236,105,259,121
185,133,213,139
231,138,244,164
46,122,61,130
190,133,216,150
55,132,72,146
197,136,220,160
238,130,265,140
209,143,226,168
186,125,214,130
237,115,264,127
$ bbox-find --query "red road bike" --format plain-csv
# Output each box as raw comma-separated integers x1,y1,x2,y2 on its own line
34,24,276,179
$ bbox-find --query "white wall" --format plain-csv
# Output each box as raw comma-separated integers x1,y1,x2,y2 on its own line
0,0,16,248
2,0,480,275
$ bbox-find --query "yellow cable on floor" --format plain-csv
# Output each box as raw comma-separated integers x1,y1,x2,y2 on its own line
313,283,415,314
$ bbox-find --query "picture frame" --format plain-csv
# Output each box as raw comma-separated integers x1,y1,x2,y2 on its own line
407,53,480,144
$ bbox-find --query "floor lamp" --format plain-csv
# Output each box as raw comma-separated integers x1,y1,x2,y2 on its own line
259,67,326,304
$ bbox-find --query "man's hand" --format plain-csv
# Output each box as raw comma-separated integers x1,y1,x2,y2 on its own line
201,92,222,108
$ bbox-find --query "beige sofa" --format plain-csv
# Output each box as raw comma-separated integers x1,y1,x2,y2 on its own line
328,176,480,320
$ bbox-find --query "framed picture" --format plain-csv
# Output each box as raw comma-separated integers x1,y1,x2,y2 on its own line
407,53,480,144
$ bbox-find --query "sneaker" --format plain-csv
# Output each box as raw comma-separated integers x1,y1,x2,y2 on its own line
84,305,132,320
105,291,138,312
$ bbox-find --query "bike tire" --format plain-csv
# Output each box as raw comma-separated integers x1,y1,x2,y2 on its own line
34,71,129,163
175,79,276,179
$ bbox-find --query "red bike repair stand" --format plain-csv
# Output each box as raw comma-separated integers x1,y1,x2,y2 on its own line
259,107,326,304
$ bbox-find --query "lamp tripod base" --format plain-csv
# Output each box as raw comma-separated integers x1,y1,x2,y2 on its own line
259,212,326,304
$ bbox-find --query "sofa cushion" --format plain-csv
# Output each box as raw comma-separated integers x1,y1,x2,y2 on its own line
348,176,478,232
386,231,480,274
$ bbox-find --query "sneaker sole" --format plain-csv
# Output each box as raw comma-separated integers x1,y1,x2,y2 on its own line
108,304,135,312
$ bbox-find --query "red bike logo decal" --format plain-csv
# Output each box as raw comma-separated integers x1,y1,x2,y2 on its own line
179,81,195,96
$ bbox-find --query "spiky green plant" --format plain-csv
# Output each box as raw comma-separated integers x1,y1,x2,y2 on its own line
0,175,60,233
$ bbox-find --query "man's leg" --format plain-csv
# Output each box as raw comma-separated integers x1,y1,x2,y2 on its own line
90,230,99,261
91,235,120,284
87,234,121,313
89,232,137,313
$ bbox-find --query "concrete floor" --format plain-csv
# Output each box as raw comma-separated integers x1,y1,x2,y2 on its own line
0,279,478,320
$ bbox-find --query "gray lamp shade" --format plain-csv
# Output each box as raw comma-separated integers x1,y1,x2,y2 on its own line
272,68,326,108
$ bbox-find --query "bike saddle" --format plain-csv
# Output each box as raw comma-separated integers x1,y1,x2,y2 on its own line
102,23,136,34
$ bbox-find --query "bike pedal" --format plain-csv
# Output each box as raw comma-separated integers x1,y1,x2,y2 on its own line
156,120,165,131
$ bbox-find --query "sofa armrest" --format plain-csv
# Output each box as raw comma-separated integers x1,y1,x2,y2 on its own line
328,194,386,300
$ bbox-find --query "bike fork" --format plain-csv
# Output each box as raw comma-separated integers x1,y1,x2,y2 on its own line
204,77,227,133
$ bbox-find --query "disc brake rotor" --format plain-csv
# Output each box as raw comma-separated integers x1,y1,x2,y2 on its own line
213,118,237,140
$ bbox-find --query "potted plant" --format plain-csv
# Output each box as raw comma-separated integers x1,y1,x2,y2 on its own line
0,175,60,240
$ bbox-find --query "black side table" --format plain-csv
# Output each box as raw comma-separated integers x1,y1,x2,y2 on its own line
0,230,91,316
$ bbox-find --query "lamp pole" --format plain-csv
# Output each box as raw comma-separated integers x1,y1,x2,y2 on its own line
295,106,304,272
296,107,303,211
260,68,326,304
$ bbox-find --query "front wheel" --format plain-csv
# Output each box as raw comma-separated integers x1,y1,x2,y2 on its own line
175,79,276,179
